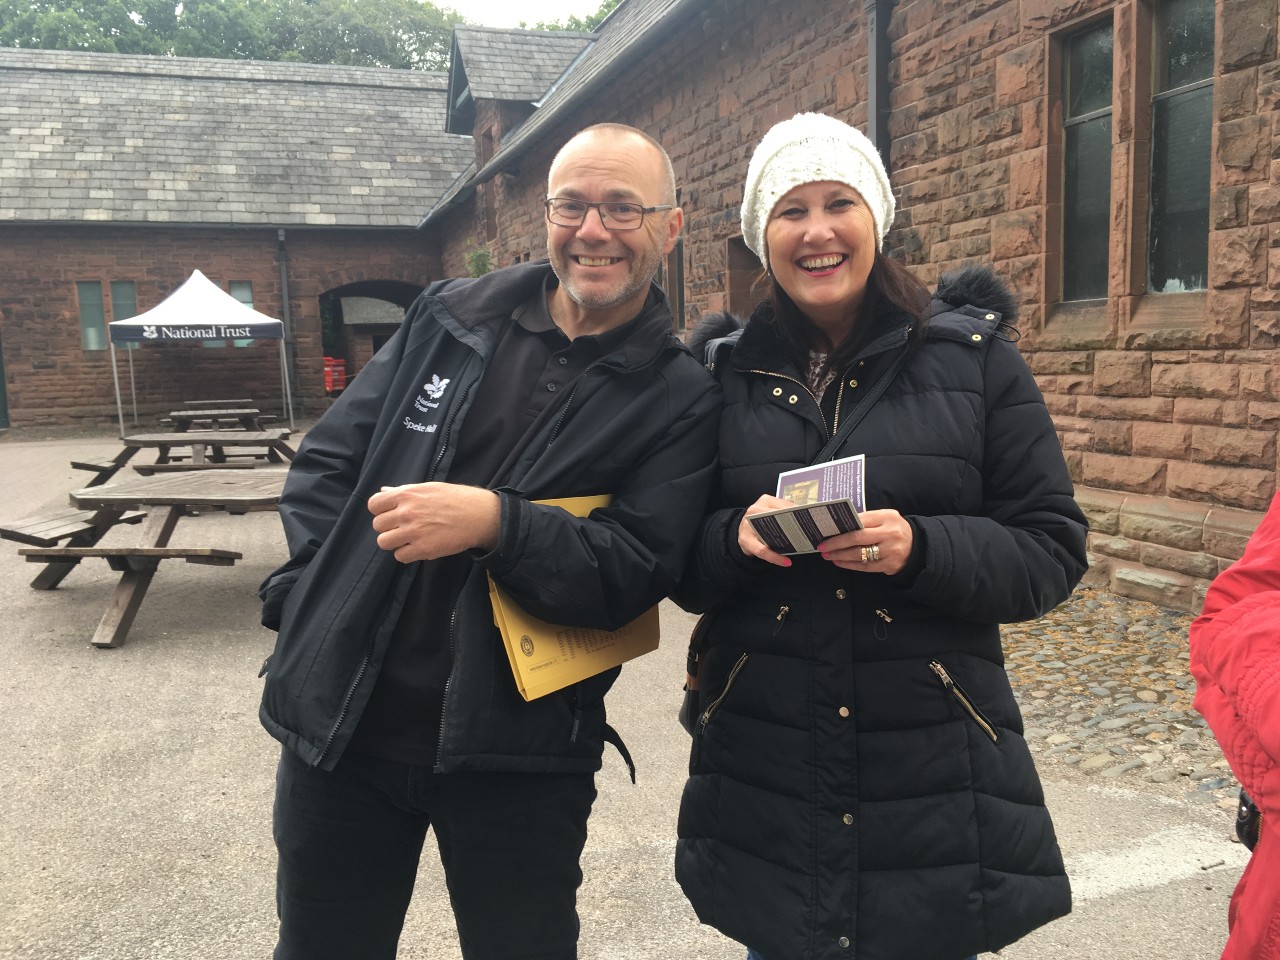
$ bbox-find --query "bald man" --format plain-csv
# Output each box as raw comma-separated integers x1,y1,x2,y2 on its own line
259,124,720,960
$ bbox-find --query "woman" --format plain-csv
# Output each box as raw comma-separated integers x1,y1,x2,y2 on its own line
1190,490,1280,960
675,113,1088,960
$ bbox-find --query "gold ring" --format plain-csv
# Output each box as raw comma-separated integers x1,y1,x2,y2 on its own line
868,544,880,562
860,546,870,563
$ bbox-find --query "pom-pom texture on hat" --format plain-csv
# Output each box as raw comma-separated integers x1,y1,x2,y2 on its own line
740,112,895,266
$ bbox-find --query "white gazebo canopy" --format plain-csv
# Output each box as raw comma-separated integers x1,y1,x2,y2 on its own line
107,269,294,432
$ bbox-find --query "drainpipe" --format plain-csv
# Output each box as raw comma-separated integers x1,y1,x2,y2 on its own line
277,228,298,419
865,0,893,171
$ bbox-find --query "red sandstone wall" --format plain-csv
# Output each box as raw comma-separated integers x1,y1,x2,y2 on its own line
0,224,440,426
435,0,1279,611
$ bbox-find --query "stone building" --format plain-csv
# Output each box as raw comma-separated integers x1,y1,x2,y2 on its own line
0,0,1274,612
0,48,473,426
423,0,1275,613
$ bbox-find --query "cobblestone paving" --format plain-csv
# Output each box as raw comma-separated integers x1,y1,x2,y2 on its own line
1006,586,1240,813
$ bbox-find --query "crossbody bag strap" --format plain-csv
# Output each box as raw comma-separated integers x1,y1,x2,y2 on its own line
812,346,909,464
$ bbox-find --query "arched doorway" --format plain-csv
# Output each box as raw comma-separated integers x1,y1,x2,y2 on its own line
320,280,422,392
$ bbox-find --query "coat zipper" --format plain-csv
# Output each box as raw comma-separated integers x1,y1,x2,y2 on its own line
699,652,749,731
434,601,461,769
317,601,394,764
744,369,850,438
772,605,791,635
929,660,999,743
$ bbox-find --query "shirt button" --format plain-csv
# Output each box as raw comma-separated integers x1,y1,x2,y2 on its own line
839,936,851,948
788,395,798,404
838,706,850,718
772,387,783,397
835,589,847,600
842,813,854,825
547,382,558,392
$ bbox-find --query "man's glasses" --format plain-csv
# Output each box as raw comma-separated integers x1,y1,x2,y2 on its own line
545,198,673,231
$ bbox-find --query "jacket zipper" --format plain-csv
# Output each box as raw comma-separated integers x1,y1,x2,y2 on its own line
929,660,999,743
316,602,395,764
434,601,461,769
699,652,749,731
546,356,617,446
772,605,791,636
744,369,849,439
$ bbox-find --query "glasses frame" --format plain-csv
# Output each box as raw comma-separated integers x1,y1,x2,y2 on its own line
544,197,674,232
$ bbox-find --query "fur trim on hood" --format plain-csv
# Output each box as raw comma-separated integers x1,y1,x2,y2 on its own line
687,311,745,361
934,265,1018,323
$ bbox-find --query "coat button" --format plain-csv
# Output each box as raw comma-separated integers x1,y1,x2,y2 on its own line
838,706,850,718
839,936,851,948
547,382,558,392
842,813,854,825
984,313,996,320
848,378,858,388
788,395,798,404
970,333,983,341
835,589,847,600
772,387,783,396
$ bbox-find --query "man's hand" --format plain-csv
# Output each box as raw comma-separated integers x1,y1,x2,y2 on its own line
368,482,501,563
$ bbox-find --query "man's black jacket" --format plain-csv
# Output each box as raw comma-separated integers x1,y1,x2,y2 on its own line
258,260,721,773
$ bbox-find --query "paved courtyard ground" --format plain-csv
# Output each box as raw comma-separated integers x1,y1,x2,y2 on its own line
0,427,1250,960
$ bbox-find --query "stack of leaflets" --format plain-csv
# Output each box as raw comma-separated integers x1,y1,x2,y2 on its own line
747,454,866,555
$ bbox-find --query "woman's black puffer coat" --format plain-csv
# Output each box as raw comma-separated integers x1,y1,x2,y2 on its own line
675,268,1088,960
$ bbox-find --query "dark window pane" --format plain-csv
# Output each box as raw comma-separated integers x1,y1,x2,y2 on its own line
1064,114,1113,301
1067,22,1113,118
1156,0,1214,92
110,280,136,321
76,281,107,351
1149,84,1211,292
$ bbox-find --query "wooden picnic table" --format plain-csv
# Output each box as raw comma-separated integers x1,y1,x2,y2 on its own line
19,468,289,648
165,406,263,431
122,428,296,467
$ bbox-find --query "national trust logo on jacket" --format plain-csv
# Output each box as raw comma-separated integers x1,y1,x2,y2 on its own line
404,372,452,434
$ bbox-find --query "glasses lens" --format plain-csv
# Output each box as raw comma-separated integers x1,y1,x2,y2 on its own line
546,199,645,230
602,203,643,227
548,199,586,225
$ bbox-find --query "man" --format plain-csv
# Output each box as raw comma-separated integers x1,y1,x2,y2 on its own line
258,124,720,959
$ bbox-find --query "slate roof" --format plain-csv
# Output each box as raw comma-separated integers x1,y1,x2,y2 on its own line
0,47,473,228
452,27,594,102
422,0,705,226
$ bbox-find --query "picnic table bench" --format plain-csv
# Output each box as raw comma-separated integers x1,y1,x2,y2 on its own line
19,546,241,571
70,447,140,486
17,469,287,648
132,461,257,476
163,407,264,431
0,506,146,588
122,429,297,466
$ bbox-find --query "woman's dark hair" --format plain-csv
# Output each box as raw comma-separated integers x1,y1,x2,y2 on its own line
759,251,931,375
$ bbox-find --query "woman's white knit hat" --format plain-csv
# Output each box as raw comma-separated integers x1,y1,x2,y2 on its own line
740,112,895,266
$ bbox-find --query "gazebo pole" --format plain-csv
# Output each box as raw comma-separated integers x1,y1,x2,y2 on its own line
109,339,126,438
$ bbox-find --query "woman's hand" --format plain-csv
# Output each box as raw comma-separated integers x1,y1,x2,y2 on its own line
738,494,796,568
818,508,913,575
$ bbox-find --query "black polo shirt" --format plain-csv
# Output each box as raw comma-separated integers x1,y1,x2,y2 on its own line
349,276,653,766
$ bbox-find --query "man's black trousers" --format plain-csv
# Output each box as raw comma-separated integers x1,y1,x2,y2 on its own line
272,748,597,960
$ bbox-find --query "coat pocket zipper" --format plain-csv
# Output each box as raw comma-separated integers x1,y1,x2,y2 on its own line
699,653,749,732
929,660,999,743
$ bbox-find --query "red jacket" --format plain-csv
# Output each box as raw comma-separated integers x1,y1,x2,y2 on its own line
1191,492,1280,960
